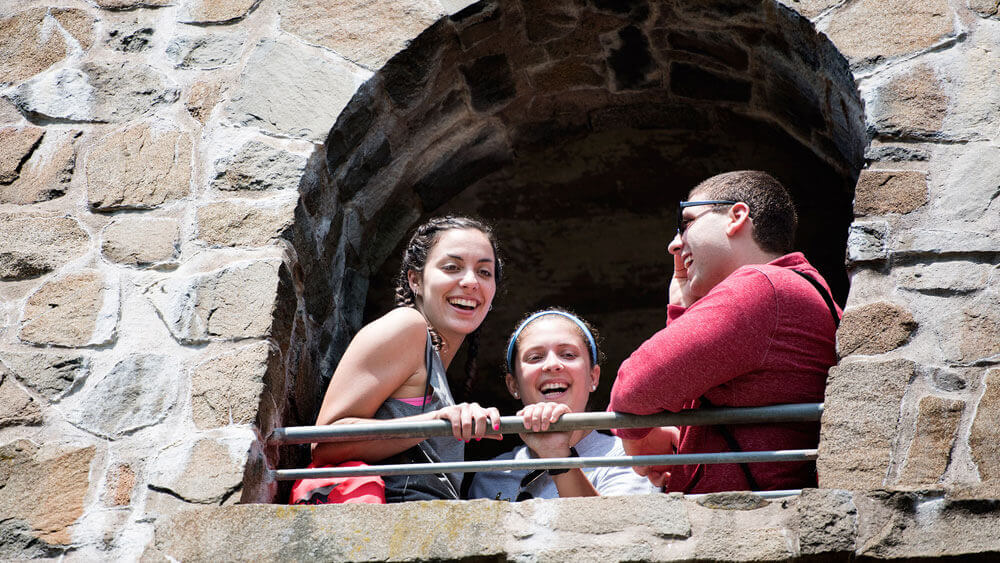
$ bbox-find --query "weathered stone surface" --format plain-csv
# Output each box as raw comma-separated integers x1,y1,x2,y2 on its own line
103,463,135,507
178,0,257,24
149,438,245,504
695,492,769,511
838,301,917,356
211,140,307,193
0,215,89,280
145,259,286,343
0,366,42,428
970,369,1000,485
608,25,658,91
856,492,1000,558
793,489,857,555
51,8,96,51
0,8,94,85
191,342,272,429
0,97,21,123
185,80,221,124
547,494,690,537
0,129,80,205
818,359,913,489
412,125,513,211
530,59,605,92
86,124,191,211
225,38,371,141
105,19,154,52
670,62,751,102
101,216,179,266
19,270,118,347
196,201,295,247
897,396,964,487
0,126,44,183
0,350,89,400
854,170,928,216
68,355,173,439
95,0,170,8
148,500,508,560
8,61,179,123
460,54,518,111
0,440,95,546
925,143,1000,228
946,30,1000,140
959,292,1000,362
897,261,992,294
870,65,948,138
165,34,244,69
923,365,972,392
969,0,1000,18
278,0,443,69
824,0,956,63
865,143,930,162
846,221,889,263
777,0,840,20
692,524,792,561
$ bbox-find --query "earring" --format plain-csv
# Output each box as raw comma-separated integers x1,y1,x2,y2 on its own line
513,392,519,399
591,385,597,392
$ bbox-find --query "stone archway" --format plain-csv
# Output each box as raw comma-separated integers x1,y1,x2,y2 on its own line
292,0,865,467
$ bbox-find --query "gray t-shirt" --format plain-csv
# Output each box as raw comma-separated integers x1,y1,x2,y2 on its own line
467,430,655,501
373,331,463,502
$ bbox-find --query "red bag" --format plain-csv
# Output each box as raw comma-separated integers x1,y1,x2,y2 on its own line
289,461,386,504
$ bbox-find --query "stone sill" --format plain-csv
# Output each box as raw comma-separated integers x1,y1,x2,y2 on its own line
144,489,1000,561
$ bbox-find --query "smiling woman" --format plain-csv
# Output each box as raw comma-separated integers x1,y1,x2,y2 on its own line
305,216,506,503
465,310,655,501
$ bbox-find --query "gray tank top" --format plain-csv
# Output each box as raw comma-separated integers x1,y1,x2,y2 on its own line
372,331,464,502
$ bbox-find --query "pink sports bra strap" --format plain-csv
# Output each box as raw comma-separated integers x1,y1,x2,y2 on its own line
394,396,432,407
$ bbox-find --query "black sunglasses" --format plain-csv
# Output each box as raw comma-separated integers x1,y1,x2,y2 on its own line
677,200,739,235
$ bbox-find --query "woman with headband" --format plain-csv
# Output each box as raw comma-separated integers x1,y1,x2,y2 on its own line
466,309,653,501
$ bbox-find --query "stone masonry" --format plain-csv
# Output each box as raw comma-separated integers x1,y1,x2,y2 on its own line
1,0,999,560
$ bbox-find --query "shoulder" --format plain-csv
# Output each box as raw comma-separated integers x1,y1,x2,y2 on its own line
701,265,779,308
339,307,428,374
356,307,428,350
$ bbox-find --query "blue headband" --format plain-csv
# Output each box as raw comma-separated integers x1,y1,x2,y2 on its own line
505,310,598,372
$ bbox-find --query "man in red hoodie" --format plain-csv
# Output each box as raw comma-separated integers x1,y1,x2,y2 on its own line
609,170,841,493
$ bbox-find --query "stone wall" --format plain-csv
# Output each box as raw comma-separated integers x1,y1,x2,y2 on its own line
0,0,999,560
813,0,1000,500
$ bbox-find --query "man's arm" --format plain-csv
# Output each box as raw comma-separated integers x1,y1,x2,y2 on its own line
610,267,780,420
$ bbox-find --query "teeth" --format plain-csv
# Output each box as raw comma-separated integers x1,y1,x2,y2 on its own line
684,257,693,268
448,297,477,308
541,382,568,392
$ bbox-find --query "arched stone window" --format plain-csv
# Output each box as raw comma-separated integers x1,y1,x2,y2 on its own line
289,0,865,489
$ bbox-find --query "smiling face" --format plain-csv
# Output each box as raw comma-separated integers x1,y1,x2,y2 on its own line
505,316,599,413
669,194,740,300
408,228,497,349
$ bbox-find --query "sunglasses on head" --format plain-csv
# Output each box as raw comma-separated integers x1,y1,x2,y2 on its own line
677,200,739,235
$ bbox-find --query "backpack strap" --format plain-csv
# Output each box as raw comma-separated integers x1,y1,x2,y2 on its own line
700,396,760,491
791,270,841,328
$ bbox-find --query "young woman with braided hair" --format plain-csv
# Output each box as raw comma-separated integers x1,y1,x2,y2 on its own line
310,216,504,502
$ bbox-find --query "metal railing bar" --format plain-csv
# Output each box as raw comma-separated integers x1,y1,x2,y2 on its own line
271,449,818,481
268,403,823,446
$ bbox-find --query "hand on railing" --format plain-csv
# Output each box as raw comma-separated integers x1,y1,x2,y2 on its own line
517,402,573,458
621,427,680,488
431,402,503,442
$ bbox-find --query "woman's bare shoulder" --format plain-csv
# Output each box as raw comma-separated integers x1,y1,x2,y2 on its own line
354,307,428,351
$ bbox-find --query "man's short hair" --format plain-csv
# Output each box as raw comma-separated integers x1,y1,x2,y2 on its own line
690,170,797,254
